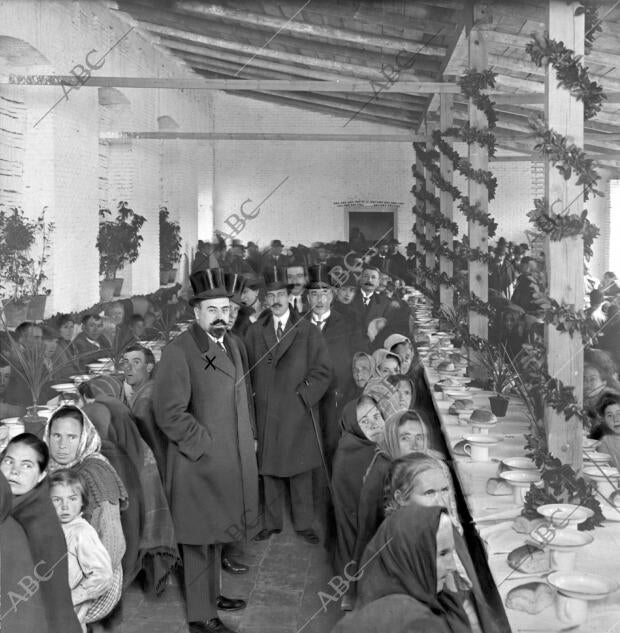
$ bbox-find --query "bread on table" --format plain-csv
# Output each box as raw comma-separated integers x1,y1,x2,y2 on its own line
470,409,496,424
486,478,512,495
507,544,550,574
437,361,456,372
448,399,474,415
505,582,553,614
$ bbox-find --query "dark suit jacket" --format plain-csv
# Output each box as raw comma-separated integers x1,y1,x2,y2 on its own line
350,291,392,334
72,332,112,370
289,292,310,315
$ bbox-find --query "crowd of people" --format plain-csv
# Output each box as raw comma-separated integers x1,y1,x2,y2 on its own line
0,234,618,633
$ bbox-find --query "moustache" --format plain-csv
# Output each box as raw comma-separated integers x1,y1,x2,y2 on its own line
212,320,227,327
271,303,282,309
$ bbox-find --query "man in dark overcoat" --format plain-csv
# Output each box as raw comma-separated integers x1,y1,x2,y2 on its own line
153,268,259,633
349,266,393,345
245,266,332,545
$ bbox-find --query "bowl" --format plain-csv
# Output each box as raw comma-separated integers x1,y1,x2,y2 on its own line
547,571,618,600
50,383,78,393
530,527,593,552
537,504,594,529
583,452,612,464
499,470,542,503
499,457,538,473
70,374,91,384
582,465,620,482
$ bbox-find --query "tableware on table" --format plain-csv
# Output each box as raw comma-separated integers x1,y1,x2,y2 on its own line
462,435,501,462
50,383,78,393
498,457,538,474
583,452,611,465
582,465,620,498
70,374,91,384
437,376,471,387
443,388,471,401
500,470,542,504
86,362,106,372
547,571,618,627
537,504,594,530
530,528,593,571
582,437,600,450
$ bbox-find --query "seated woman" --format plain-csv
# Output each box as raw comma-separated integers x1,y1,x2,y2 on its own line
371,348,401,378
350,411,444,606
0,433,81,633
380,453,501,633
44,406,127,624
330,395,386,582
596,394,620,470
332,505,470,633
49,469,113,632
583,352,620,412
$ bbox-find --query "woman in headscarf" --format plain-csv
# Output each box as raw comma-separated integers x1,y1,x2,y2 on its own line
371,348,401,378
380,453,502,633
351,352,374,397
0,433,81,633
44,406,127,625
332,504,470,633
349,411,444,608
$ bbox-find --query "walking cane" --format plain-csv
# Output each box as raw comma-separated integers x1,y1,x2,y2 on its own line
304,399,335,502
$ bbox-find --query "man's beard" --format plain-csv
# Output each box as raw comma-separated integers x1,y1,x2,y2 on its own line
208,321,228,338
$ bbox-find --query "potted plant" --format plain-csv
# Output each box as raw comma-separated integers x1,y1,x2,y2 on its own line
467,335,516,417
0,205,54,326
159,206,182,285
97,201,146,300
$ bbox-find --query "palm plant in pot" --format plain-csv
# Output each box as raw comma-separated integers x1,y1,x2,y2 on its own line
468,335,516,417
97,201,146,300
159,206,182,285
0,205,54,326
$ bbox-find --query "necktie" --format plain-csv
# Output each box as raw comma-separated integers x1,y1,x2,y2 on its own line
217,340,226,353
297,296,302,312
363,295,370,307
314,319,324,331
276,321,283,341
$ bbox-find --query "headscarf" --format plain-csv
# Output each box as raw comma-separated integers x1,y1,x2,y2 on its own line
371,349,401,378
363,376,402,421
352,351,374,385
43,405,127,512
357,504,471,633
383,409,430,459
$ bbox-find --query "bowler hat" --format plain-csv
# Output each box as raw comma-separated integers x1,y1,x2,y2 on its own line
189,268,231,305
270,239,284,248
243,274,265,291
263,266,292,292
224,272,246,305
231,239,245,250
307,264,332,289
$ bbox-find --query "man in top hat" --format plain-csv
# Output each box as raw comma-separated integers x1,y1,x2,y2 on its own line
153,268,259,633
306,264,354,463
287,261,309,314
245,266,332,545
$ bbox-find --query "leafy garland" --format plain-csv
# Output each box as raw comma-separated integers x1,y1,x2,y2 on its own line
457,69,498,129
530,117,603,200
526,33,605,120
527,197,600,260
579,0,603,54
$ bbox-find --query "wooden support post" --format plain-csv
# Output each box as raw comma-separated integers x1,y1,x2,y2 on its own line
414,144,427,289
544,1,584,470
425,134,437,297
467,29,489,342
439,93,455,311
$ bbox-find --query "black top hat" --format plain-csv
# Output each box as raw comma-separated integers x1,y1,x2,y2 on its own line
231,239,245,249
243,273,265,291
189,268,231,305
224,272,246,305
263,266,292,292
307,264,332,289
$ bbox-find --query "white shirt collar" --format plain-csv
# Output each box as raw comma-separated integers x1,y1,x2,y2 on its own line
273,309,291,331
360,288,374,299
206,332,225,346
312,310,330,323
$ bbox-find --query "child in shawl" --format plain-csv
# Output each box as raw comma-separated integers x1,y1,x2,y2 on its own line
49,469,113,632
371,348,401,378
351,352,374,394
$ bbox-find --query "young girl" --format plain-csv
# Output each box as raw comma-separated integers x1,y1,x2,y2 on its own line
49,469,113,632
596,394,620,469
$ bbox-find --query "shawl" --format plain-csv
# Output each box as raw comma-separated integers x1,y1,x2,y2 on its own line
371,349,401,377
0,472,49,633
357,505,472,633
363,377,402,421
11,478,82,633
330,398,380,576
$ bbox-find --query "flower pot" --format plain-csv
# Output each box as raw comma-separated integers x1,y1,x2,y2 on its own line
160,269,172,285
26,295,47,321
168,268,178,284
100,280,116,302
489,395,509,417
2,300,30,328
112,278,124,296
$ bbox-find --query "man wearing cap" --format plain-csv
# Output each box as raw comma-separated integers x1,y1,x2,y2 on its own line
245,267,332,545
306,264,354,462
153,269,259,633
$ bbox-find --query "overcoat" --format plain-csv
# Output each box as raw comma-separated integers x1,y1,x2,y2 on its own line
245,309,332,477
153,323,259,545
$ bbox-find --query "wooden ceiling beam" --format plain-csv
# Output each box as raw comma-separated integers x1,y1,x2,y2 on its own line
101,131,422,141
174,1,448,57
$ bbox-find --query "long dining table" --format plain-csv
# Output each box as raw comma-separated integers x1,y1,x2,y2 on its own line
423,354,620,633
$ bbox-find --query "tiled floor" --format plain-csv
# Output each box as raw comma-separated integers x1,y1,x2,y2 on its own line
117,521,344,633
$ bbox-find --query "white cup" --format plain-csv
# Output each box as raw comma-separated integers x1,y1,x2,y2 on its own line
556,594,588,627
463,442,490,462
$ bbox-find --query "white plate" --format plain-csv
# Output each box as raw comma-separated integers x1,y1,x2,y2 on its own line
50,383,78,392
499,470,541,486
537,504,594,527
583,452,612,464
547,571,618,600
583,466,620,481
530,529,593,551
444,388,471,400
462,434,501,446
